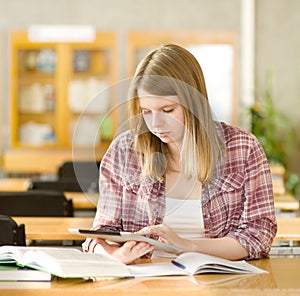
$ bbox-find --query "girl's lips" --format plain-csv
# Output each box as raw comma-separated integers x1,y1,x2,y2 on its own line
154,131,169,138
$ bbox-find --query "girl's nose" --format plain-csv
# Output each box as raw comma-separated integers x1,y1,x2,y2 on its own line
151,112,164,128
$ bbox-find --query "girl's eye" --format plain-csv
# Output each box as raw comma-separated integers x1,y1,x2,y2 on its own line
142,110,151,115
163,109,174,113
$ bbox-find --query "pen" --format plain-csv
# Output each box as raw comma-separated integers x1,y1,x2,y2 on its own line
171,260,186,270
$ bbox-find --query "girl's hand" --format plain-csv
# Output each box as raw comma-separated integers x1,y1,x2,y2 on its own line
95,238,155,264
135,224,187,253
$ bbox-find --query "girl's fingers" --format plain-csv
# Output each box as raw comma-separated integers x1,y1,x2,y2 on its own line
123,241,154,254
115,241,155,264
135,224,169,236
95,238,155,264
134,226,150,235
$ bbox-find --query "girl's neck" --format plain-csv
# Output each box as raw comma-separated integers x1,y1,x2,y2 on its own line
167,141,181,159
166,143,182,173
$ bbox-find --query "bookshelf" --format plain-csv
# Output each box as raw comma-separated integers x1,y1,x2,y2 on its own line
4,31,119,174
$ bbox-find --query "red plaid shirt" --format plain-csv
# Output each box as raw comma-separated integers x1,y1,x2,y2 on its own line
83,122,277,259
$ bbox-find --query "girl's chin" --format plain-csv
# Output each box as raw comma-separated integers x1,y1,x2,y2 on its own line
158,136,177,144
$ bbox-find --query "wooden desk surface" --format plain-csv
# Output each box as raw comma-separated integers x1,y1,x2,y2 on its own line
13,217,93,240
274,193,299,211
276,217,300,241
3,148,108,174
64,192,98,209
0,178,31,191
12,216,300,242
0,257,300,295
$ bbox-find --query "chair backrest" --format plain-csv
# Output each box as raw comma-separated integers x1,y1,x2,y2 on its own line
0,215,26,246
0,191,73,217
57,161,100,192
28,180,84,192
58,160,100,180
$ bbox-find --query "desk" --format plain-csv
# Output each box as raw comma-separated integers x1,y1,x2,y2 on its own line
13,217,93,241
274,193,299,211
3,148,107,174
12,216,300,243
0,178,30,191
64,192,98,209
276,217,300,241
0,257,300,295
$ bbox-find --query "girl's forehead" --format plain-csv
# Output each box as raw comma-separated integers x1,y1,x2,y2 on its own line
137,88,179,104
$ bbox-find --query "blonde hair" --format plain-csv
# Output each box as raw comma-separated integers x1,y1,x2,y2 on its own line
128,43,225,184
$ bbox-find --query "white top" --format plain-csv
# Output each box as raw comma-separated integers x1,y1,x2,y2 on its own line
152,197,204,258
163,197,205,239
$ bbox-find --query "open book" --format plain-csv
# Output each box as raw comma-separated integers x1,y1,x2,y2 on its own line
128,252,266,277
0,246,266,280
0,246,131,279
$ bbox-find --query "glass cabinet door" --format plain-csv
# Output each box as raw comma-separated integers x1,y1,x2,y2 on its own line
16,48,57,147
10,31,118,150
68,47,115,148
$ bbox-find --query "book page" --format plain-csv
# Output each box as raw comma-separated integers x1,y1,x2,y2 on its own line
128,261,186,277
18,247,131,278
0,246,25,263
0,264,52,281
174,252,267,274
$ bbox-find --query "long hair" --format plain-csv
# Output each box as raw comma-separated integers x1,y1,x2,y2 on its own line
128,43,225,184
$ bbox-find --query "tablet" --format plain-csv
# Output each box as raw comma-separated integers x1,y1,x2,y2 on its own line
68,228,182,253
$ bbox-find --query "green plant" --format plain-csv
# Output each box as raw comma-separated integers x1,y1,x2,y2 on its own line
250,73,299,195
250,74,295,166
286,172,300,196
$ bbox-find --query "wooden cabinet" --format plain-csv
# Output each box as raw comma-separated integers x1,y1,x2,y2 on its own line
4,31,119,173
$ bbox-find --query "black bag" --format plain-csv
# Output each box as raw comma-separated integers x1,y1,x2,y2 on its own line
0,215,26,246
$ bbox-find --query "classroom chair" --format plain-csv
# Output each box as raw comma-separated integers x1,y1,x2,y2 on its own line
57,160,100,192
58,160,100,181
28,179,85,192
0,190,74,217
0,215,26,246
28,161,100,193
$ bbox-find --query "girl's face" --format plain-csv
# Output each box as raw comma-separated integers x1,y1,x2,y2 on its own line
137,88,185,145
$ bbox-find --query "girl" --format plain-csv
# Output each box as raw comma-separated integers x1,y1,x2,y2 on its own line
82,44,277,264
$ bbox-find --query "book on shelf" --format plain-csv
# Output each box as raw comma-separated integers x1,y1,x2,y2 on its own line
0,246,266,281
